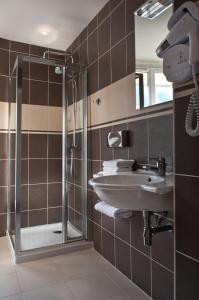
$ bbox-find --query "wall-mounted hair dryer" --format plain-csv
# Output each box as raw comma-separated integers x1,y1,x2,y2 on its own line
156,1,199,137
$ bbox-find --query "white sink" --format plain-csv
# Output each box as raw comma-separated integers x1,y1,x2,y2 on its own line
89,171,173,211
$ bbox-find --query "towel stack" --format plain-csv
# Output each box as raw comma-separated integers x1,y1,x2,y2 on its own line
102,159,134,175
95,201,132,219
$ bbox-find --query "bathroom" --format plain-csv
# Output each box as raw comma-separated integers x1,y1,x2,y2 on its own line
0,0,198,299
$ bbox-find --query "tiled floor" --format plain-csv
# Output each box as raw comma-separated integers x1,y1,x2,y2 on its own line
0,236,151,300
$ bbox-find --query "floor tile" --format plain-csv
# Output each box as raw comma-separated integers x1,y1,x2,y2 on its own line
103,263,151,300
17,261,64,292
67,272,121,300
0,273,20,298
52,249,106,280
22,284,76,300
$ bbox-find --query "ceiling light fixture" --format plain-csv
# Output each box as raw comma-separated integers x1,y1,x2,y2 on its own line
135,0,173,19
41,31,49,36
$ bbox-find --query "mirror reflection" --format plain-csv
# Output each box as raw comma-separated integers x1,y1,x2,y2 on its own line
135,0,173,109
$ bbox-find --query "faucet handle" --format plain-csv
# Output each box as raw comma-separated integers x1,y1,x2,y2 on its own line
149,157,166,163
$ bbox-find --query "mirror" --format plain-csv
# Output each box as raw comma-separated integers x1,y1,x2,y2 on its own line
134,0,173,109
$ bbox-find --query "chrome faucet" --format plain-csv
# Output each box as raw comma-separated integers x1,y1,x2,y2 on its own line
149,157,166,177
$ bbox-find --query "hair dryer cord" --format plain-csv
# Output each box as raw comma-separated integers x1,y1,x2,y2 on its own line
185,67,199,137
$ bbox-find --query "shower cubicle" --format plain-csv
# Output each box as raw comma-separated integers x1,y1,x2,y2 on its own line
7,53,89,262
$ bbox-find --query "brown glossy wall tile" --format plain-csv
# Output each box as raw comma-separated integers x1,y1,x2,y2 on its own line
102,229,115,265
88,30,98,65
29,134,47,158
111,39,126,83
68,183,75,209
30,80,48,106
0,187,7,214
176,175,199,260
48,207,62,224
88,16,98,35
10,52,29,78
79,41,88,67
48,134,62,158
79,28,87,44
29,184,47,210
152,261,174,300
74,211,83,232
22,79,29,104
29,159,47,184
149,114,173,166
29,45,47,57
88,128,101,160
0,133,8,159
98,18,110,56
115,218,130,243
88,190,101,225
126,0,141,34
176,253,199,300
110,0,122,11
30,63,48,81
0,38,9,50
102,214,114,233
10,133,28,159
10,185,28,212
74,185,83,213
152,222,174,271
111,2,125,47
0,49,9,75
0,214,7,236
115,237,131,279
21,160,28,185
92,223,102,253
74,159,83,186
175,96,199,175
48,159,62,183
0,76,8,101
48,183,62,207
88,60,98,95
99,52,111,90
29,209,47,226
68,207,75,225
10,41,29,53
49,83,62,106
131,248,151,296
98,2,110,24
128,119,148,163
126,32,135,75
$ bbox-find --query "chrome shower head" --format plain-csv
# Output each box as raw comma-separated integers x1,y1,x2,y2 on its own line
55,66,63,75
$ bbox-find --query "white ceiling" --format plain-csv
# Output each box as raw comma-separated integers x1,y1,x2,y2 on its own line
0,0,108,50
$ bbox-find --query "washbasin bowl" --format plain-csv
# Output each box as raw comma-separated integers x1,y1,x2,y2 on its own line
89,171,173,211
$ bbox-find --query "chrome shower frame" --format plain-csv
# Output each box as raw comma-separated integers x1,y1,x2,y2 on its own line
8,54,89,261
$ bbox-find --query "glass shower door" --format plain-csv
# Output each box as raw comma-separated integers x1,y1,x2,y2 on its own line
7,54,87,253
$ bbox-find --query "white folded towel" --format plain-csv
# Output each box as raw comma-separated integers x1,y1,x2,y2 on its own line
103,159,134,169
103,166,132,172
95,201,132,219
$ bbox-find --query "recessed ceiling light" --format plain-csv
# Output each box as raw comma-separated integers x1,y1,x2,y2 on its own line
41,31,49,36
33,25,58,46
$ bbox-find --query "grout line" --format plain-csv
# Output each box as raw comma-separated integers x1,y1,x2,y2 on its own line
176,250,199,264
89,217,174,273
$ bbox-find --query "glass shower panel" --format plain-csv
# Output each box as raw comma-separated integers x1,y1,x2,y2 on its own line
65,69,87,241
8,54,87,253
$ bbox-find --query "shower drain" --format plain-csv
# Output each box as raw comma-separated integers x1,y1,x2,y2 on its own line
53,230,62,234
